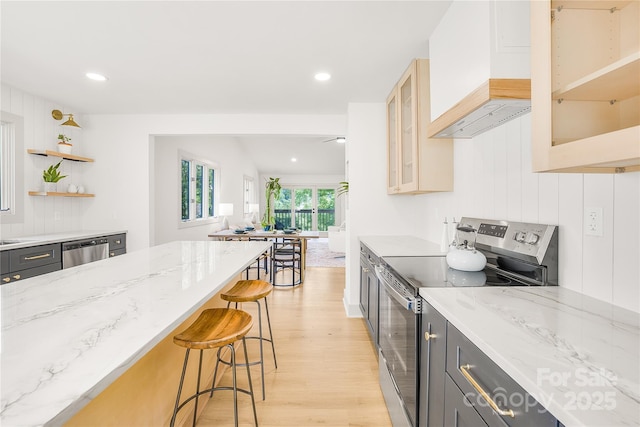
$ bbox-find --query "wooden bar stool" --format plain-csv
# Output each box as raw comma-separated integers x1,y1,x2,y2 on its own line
170,308,258,427
220,279,277,400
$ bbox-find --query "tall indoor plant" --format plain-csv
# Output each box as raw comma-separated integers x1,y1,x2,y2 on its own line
261,177,281,230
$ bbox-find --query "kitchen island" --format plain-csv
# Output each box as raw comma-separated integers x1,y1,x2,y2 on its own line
420,286,640,427
0,240,271,426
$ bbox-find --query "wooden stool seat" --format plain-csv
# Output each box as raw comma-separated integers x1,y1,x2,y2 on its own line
173,308,253,350
218,279,277,400
221,280,273,303
170,308,258,427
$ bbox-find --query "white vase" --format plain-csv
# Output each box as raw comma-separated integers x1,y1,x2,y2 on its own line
57,143,72,154
43,182,57,193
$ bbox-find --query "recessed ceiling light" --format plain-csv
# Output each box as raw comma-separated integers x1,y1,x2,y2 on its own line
336,137,346,143
314,72,331,81
291,158,297,162
86,72,108,81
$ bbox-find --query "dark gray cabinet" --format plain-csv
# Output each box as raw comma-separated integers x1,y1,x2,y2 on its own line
1,243,62,285
420,301,447,427
359,243,379,349
444,375,489,427
107,233,126,257
445,324,558,427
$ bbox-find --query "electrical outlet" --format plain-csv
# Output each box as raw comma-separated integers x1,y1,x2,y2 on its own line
584,207,603,236
54,211,61,221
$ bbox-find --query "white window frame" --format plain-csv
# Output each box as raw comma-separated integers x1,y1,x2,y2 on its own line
178,151,218,228
0,111,24,224
243,175,255,215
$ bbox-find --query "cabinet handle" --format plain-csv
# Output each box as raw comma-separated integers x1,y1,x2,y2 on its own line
2,277,10,283
424,332,436,341
459,364,515,418
12,274,20,280
24,253,51,260
115,240,121,244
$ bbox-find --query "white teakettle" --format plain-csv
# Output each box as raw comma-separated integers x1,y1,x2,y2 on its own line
446,224,487,272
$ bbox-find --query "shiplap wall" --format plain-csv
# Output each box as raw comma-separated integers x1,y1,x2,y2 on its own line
346,103,639,314
1,84,91,238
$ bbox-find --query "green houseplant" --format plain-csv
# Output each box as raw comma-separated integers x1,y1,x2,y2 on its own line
337,181,349,197
57,134,73,154
42,160,67,192
261,177,281,230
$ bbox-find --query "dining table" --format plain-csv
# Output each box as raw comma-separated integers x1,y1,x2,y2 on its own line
208,229,320,283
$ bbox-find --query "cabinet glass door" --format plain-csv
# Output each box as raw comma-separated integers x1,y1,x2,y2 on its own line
398,65,418,191
387,91,398,192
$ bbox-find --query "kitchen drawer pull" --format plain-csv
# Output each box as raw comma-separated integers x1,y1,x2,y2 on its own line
24,253,51,261
424,332,436,341
460,364,515,418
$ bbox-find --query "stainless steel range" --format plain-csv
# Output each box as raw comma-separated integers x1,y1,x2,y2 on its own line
375,218,558,427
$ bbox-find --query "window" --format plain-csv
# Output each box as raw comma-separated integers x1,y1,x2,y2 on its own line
243,176,255,214
0,112,23,223
180,154,216,224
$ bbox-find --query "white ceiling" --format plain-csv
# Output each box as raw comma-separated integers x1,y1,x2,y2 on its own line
1,0,452,174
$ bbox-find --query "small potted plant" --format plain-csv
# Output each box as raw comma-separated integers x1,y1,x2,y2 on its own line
57,134,73,154
42,160,67,192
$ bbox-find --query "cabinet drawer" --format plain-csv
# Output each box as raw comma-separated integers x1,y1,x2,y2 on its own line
2,262,61,284
109,248,126,258
9,243,61,272
107,234,126,251
1,251,9,275
446,324,557,427
444,374,489,427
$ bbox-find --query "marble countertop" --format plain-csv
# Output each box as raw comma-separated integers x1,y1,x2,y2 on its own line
359,235,445,258
420,286,640,427
0,240,271,426
0,230,127,251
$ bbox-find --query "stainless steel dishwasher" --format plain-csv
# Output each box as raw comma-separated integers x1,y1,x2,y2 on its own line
62,238,109,268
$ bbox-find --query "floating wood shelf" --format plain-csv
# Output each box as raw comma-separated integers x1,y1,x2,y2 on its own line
28,191,95,198
27,149,94,163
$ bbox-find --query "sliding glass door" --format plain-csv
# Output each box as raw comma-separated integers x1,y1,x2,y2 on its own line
274,186,336,231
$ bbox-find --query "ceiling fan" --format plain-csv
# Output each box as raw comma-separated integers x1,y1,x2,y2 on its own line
322,136,346,144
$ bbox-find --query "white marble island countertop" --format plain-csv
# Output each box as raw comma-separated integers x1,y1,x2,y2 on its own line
0,240,271,426
420,286,640,427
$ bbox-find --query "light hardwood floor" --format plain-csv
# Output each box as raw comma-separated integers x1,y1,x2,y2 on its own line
196,267,392,427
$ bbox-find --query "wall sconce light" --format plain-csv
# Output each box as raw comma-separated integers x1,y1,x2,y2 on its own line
52,110,81,128
219,203,234,229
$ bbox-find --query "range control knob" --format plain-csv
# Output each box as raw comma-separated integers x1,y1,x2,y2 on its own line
514,231,527,243
525,232,540,245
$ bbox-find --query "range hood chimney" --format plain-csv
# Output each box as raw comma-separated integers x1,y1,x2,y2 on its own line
427,79,531,139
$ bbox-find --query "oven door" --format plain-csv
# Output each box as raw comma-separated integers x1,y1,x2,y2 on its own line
376,266,420,427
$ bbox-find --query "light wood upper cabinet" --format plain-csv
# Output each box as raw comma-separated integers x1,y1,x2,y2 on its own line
531,0,640,173
386,59,453,194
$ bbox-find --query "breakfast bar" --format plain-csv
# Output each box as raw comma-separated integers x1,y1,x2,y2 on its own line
0,240,271,426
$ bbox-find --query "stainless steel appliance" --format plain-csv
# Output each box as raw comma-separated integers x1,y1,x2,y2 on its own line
62,238,109,269
375,217,558,427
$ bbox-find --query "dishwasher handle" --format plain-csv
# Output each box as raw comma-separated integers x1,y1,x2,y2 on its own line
63,238,109,251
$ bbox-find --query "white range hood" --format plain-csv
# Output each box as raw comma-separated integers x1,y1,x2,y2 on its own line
427,79,531,139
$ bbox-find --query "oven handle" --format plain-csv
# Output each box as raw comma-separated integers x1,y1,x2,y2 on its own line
375,265,414,311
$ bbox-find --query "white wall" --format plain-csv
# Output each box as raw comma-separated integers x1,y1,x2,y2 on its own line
153,135,260,246
1,84,347,251
1,84,91,238
346,104,640,314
